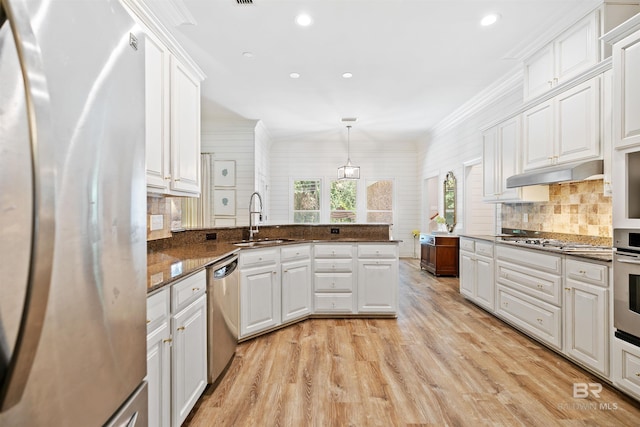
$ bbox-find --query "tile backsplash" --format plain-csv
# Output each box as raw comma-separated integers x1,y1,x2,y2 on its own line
147,195,182,241
501,179,612,238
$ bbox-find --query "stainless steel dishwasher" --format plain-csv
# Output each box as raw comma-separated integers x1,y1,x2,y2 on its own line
206,254,239,385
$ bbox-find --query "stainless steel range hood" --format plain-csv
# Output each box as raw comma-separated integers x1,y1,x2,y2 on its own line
505,159,603,188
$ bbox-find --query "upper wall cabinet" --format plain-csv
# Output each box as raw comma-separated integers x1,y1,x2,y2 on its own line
524,2,640,101
606,14,640,150
482,116,549,203
123,0,206,196
522,77,601,171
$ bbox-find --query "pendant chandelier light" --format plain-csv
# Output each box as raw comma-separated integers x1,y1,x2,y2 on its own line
337,125,360,180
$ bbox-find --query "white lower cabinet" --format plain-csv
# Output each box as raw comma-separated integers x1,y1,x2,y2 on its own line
563,257,609,376
357,259,398,314
146,270,207,427
314,243,355,314
240,262,281,338
172,294,207,427
459,238,495,312
147,288,171,427
612,337,640,400
281,257,312,323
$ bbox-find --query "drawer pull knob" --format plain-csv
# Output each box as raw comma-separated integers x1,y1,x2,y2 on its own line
177,326,185,331
537,284,543,289
192,287,200,292
147,319,151,324
565,287,571,291
635,373,640,377
273,271,277,275
537,318,543,324
163,338,172,344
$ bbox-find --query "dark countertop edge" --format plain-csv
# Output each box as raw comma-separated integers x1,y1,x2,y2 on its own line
147,239,401,294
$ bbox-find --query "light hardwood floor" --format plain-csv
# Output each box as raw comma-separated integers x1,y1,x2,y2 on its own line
184,259,640,426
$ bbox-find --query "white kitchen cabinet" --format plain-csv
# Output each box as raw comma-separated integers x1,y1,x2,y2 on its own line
357,244,398,314
459,238,495,312
523,3,640,101
281,249,312,323
146,288,171,427
142,24,203,196
172,294,207,427
524,13,598,100
610,17,640,150
482,116,548,203
313,243,355,314
523,78,601,170
612,336,640,401
563,258,609,376
240,262,281,338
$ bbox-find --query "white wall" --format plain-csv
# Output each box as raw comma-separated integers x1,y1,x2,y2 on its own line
419,71,524,235
269,137,420,257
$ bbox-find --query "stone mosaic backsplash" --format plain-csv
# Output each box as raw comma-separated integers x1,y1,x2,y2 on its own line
147,195,182,241
501,179,612,239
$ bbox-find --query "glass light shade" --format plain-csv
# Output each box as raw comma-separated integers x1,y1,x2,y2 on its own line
337,160,360,180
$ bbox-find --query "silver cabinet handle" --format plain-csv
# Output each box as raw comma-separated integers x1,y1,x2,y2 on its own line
0,0,56,412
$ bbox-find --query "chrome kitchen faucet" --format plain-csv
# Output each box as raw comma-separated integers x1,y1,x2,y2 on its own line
248,191,263,241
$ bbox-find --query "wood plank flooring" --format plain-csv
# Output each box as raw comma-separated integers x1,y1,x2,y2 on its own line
184,259,640,426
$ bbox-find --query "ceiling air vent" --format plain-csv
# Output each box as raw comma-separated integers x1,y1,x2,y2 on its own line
236,0,253,4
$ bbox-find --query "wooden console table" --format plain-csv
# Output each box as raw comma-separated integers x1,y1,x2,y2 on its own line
420,234,459,276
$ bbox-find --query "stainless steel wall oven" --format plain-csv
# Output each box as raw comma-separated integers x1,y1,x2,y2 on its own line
614,229,640,346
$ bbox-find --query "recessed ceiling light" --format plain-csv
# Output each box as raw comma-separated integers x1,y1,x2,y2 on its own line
295,13,312,27
242,51,254,58
342,72,353,79
481,13,500,26
289,72,301,79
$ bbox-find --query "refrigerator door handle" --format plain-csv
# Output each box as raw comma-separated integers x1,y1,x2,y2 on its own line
0,0,56,412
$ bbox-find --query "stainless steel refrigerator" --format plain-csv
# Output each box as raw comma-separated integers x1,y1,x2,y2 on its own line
0,0,148,425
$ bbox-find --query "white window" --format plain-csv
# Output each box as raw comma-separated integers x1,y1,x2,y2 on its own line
366,179,394,223
330,180,357,223
293,179,321,223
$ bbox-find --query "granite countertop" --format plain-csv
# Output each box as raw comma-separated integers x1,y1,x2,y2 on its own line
147,238,402,294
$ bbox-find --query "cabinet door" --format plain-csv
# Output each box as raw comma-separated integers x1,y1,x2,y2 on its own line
172,295,207,427
564,279,608,375
555,78,600,164
475,256,495,311
482,126,498,200
145,33,171,191
170,56,201,195
497,117,520,200
281,259,312,323
459,252,475,299
240,265,281,337
523,100,554,170
524,43,555,100
357,259,398,313
147,321,171,427
555,12,598,83
613,30,640,149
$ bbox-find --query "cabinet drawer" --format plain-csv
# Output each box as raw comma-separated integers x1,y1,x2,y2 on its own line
239,247,279,268
147,287,170,333
460,238,475,252
314,273,353,292
357,244,397,259
314,244,354,258
496,285,561,350
171,270,206,313
281,244,311,262
496,245,562,275
565,258,608,287
476,241,494,257
619,342,640,392
496,260,562,306
314,293,354,313
314,258,353,273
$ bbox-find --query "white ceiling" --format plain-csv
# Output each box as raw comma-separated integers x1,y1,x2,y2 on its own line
152,0,601,142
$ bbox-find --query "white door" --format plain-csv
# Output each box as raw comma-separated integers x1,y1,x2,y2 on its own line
613,31,640,149
240,265,281,337
498,117,521,201
459,252,475,299
523,99,555,170
482,127,498,200
475,256,495,311
146,322,171,427
524,44,555,100
555,13,598,83
357,259,398,313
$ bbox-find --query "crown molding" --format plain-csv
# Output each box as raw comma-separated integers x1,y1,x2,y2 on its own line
602,12,640,44
431,67,523,137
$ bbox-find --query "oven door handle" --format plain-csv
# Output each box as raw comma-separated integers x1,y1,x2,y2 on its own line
616,256,640,265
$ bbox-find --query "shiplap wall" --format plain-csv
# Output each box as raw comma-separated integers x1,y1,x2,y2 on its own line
201,121,258,226
419,72,524,235
269,138,420,257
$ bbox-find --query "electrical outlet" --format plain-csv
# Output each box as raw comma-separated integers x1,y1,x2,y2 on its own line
150,214,164,231
330,228,340,234
206,233,217,240
523,213,529,223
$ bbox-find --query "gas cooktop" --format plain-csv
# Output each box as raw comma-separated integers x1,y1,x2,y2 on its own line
500,237,612,253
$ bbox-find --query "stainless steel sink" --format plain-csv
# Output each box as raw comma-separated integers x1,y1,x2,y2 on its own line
233,238,296,247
